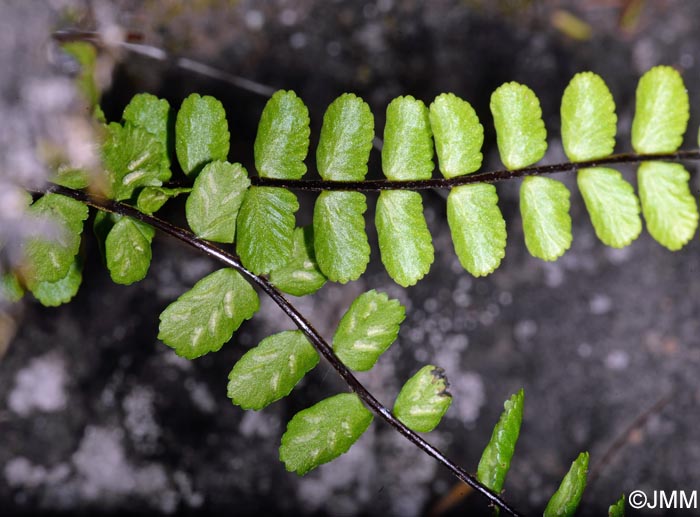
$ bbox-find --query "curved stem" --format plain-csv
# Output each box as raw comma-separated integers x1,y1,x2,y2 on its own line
35,183,522,517
250,150,700,191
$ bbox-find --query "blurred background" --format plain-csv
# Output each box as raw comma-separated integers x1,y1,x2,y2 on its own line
1,0,700,515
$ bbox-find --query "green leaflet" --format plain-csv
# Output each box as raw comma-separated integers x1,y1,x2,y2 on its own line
1,273,24,303
333,289,405,371
316,93,374,181
376,191,434,287
269,226,326,297
227,330,319,410
105,216,155,285
175,93,230,177
280,393,373,475
236,187,299,275
186,161,250,243
544,452,589,517
520,176,572,261
577,168,641,248
429,93,484,177
123,93,173,175
638,161,698,250
313,191,370,284
608,495,625,517
255,90,310,179
382,96,434,180
137,186,192,214
477,389,524,494
561,72,617,161
631,66,689,154
52,167,89,189
27,258,82,307
158,268,259,359
101,123,165,201
447,184,507,277
62,41,98,106
24,194,89,283
393,365,452,433
490,82,547,170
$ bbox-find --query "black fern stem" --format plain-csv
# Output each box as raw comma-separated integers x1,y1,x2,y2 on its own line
37,183,523,517
250,150,700,191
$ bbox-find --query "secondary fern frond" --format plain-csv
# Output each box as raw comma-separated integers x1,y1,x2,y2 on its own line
25,64,700,305
87,65,700,291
